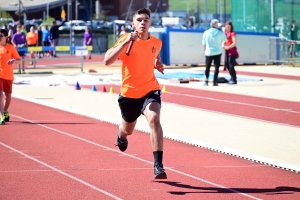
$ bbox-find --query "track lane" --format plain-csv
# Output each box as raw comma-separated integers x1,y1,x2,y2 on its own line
1,111,259,200
80,84,300,127
219,70,300,81
0,144,120,200
1,98,300,199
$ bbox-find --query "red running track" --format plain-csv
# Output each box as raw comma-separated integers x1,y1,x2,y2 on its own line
218,70,300,81
1,98,300,200
81,84,300,127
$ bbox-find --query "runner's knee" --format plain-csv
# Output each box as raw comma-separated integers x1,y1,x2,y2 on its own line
5,93,11,101
147,113,160,127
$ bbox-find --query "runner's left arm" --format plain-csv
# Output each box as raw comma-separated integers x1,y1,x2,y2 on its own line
155,55,164,74
7,46,21,65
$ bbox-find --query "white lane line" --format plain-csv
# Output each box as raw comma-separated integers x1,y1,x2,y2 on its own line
167,91,300,114
0,170,56,173
0,142,122,200
11,94,300,172
10,114,261,200
167,102,300,128
0,165,264,173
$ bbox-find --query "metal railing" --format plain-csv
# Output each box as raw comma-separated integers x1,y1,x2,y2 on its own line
16,46,93,73
269,37,300,67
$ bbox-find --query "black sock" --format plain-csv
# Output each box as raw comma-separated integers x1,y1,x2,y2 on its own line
153,151,163,164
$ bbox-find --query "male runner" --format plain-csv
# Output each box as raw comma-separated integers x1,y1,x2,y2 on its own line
104,8,167,179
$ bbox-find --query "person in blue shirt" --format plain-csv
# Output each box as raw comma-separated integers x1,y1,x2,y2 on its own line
202,19,227,86
42,25,50,56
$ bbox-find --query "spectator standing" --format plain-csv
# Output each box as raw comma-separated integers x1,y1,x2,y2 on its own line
290,20,299,57
7,25,14,44
83,27,92,59
35,25,43,58
223,21,239,85
21,25,27,34
0,29,21,124
42,25,51,56
119,25,127,37
50,19,66,57
26,26,38,65
11,25,27,73
202,19,227,86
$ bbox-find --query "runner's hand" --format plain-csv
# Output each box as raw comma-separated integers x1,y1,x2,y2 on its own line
155,61,164,74
126,31,138,43
7,59,15,65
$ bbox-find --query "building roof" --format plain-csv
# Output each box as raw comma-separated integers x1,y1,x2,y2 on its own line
0,0,68,13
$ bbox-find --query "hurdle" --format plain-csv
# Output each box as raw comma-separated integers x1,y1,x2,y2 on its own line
16,46,93,73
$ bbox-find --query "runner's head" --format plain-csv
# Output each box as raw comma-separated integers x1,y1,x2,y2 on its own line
16,25,22,33
225,21,234,32
132,8,152,33
0,29,8,44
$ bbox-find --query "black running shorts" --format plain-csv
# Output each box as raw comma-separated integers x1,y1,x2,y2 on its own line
118,90,162,123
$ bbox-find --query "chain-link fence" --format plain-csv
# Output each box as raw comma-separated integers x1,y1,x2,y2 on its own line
231,0,300,35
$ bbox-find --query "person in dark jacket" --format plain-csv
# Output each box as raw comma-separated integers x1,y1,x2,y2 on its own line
290,20,299,57
50,19,66,57
36,25,43,58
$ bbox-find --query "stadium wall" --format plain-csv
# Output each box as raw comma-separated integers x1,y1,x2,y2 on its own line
150,28,278,65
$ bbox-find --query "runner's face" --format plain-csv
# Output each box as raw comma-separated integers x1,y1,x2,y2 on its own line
0,34,6,43
225,24,231,32
132,13,151,33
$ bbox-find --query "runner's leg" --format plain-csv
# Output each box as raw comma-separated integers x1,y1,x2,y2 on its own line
119,120,136,140
143,102,163,151
4,92,11,111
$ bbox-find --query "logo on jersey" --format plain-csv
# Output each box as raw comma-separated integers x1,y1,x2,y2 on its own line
152,47,156,53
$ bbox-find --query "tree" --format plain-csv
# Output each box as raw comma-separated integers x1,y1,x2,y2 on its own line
41,16,56,26
93,3,109,21
0,7,12,18
0,7,13,28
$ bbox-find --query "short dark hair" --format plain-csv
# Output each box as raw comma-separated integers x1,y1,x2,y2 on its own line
133,8,151,20
0,29,8,36
53,20,57,24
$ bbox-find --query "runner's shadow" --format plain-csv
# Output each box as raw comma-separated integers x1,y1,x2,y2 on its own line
157,181,300,195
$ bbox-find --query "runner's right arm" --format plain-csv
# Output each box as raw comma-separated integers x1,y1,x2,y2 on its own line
104,32,137,66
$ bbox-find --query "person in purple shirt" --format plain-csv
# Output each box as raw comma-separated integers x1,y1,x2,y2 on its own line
83,27,92,59
11,25,27,74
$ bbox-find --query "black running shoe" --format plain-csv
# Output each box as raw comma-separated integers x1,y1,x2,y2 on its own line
154,162,167,179
116,134,128,152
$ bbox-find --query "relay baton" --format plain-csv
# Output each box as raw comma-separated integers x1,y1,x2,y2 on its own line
126,40,134,56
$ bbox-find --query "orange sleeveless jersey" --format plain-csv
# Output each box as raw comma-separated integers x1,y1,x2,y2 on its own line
0,44,21,80
114,33,162,98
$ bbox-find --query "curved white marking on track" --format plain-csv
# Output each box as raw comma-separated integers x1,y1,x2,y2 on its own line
9,114,261,200
0,142,122,200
